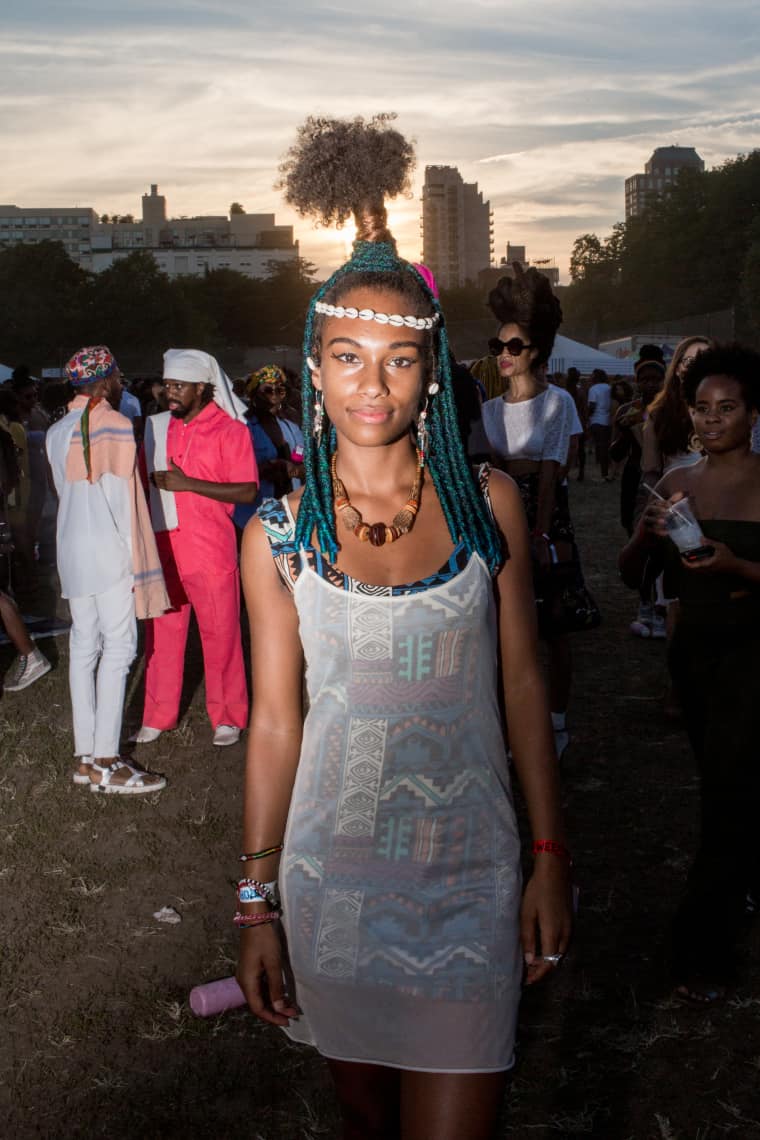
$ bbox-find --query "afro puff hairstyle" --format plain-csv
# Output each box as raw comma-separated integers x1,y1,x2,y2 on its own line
277,113,414,243
488,264,563,368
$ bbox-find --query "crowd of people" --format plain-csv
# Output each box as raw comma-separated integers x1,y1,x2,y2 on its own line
2,114,759,1139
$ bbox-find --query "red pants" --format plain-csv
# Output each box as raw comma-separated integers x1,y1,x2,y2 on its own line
143,567,248,731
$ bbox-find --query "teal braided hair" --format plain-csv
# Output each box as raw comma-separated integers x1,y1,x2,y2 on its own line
279,114,502,572
294,241,502,573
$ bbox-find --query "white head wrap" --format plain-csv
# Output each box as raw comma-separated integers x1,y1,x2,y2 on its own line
162,348,247,423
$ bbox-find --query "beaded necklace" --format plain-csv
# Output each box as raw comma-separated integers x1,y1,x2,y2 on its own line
330,449,423,547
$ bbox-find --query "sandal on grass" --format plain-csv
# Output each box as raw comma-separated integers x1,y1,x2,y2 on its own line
673,979,727,1008
72,756,93,785
89,759,166,796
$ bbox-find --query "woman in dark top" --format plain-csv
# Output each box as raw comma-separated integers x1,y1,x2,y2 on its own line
620,343,760,1004
234,365,305,529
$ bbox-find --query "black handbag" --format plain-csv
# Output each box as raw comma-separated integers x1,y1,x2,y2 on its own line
536,540,601,636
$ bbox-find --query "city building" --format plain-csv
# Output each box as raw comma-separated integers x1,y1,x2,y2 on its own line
421,166,493,289
479,244,560,289
0,205,100,268
625,147,704,219
0,185,298,279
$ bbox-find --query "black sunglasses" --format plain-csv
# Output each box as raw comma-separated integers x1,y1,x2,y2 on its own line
488,336,534,357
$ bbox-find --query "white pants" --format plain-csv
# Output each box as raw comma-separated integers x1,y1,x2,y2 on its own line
68,578,137,759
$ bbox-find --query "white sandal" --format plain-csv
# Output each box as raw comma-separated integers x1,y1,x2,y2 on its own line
72,756,94,785
89,759,166,795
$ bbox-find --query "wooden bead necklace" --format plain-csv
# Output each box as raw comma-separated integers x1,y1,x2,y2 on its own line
330,450,424,547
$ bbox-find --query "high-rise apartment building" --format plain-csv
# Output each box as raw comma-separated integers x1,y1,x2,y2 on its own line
421,166,492,289
0,205,100,268
0,185,298,279
625,147,704,219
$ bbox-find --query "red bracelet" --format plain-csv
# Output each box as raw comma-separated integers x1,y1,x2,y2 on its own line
532,839,572,864
233,910,280,928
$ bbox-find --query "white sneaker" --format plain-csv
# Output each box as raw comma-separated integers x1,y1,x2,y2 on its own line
649,614,667,639
629,619,652,638
128,726,163,744
213,724,241,747
630,601,654,637
3,648,52,692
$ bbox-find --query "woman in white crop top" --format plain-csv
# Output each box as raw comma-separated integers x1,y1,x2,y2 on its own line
482,269,585,760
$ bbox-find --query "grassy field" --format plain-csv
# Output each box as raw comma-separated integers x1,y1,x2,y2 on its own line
2,475,759,1139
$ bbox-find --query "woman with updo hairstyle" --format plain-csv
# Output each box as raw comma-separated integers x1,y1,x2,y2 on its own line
480,268,585,761
236,115,572,1140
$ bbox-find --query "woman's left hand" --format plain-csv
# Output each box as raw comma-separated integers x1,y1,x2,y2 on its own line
681,538,738,575
520,862,574,985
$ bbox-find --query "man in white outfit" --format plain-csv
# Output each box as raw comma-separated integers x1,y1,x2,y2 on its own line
46,345,167,794
587,369,613,480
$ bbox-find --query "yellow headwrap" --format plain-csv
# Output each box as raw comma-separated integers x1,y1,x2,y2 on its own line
246,364,287,395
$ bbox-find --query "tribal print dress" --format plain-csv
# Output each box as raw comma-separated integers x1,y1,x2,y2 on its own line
259,494,522,1072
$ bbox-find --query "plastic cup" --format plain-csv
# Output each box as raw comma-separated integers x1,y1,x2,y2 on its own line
663,497,705,554
189,976,247,1017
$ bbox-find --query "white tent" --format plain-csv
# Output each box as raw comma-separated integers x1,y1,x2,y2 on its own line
548,335,636,377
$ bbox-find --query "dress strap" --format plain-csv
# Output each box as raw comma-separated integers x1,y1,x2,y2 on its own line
257,497,302,591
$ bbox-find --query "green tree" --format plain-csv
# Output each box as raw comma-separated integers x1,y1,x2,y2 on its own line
569,234,604,283
81,252,195,370
0,240,90,369
563,150,760,344
740,216,760,335
253,258,320,345
230,202,246,215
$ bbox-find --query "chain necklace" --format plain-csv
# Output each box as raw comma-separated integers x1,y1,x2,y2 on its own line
330,450,424,547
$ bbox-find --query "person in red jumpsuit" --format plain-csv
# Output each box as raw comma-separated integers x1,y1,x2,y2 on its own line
133,349,258,748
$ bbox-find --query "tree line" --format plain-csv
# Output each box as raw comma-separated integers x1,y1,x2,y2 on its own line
2,150,759,374
562,149,760,345
0,244,318,374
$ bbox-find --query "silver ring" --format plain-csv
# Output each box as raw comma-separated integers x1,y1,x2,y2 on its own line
541,954,563,964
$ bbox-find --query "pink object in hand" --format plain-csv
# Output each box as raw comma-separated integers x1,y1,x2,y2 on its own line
189,976,247,1017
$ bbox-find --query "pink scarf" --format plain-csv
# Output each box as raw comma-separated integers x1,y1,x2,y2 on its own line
65,396,169,619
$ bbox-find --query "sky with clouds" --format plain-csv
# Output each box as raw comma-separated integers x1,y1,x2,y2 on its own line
2,0,759,282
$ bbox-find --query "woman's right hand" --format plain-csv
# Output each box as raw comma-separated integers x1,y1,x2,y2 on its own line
641,490,685,539
236,923,299,1026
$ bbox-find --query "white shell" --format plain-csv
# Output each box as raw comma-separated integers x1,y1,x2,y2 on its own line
428,381,440,395
358,309,374,321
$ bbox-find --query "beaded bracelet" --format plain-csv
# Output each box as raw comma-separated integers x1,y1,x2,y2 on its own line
234,910,280,928
239,844,283,862
237,878,280,908
238,886,268,905
533,839,572,864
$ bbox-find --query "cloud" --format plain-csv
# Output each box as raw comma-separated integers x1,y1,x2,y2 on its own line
1,2,759,280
